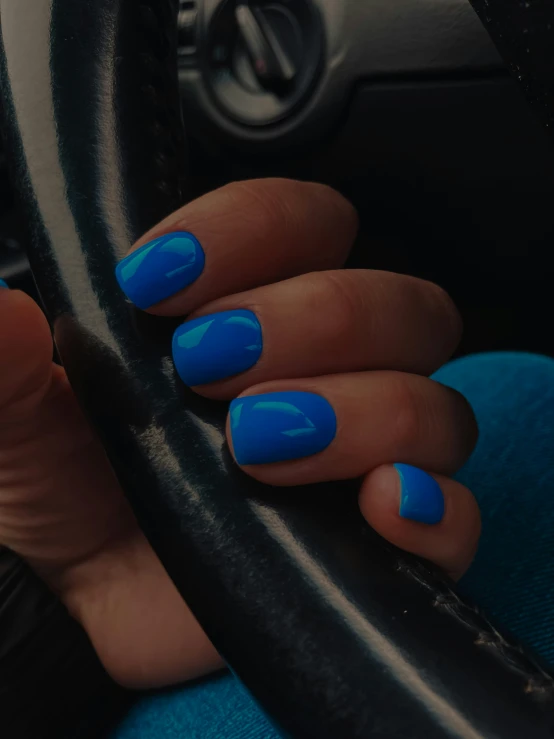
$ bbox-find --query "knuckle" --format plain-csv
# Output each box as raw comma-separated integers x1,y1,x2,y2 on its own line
309,184,359,262
388,376,423,451
213,179,358,268
231,180,292,234
240,178,358,245
448,388,479,457
309,182,359,230
315,272,362,339
422,280,463,347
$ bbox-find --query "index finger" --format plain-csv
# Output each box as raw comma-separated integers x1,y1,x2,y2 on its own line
115,178,358,316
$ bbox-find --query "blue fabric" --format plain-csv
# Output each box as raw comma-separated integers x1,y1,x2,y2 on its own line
112,673,280,739
435,352,554,664
113,351,554,738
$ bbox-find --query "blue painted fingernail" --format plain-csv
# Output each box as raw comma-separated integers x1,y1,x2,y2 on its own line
115,232,205,309
0,278,8,288
230,391,337,465
395,463,444,525
172,309,263,386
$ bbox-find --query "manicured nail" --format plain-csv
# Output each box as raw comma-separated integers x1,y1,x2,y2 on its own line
230,391,336,465
0,278,8,288
115,232,205,309
173,309,262,386
394,463,444,525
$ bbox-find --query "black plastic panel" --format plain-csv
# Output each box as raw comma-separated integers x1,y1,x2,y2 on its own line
180,0,502,144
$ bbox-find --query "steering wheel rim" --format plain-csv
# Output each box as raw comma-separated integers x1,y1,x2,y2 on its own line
1,1,554,737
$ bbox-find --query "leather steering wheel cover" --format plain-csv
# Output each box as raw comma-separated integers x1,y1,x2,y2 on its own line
1,1,554,737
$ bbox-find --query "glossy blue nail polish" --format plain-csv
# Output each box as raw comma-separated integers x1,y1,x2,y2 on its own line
230,391,337,465
0,278,8,289
115,232,205,309
395,463,445,525
172,309,263,386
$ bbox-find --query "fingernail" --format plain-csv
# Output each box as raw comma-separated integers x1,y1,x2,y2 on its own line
230,391,337,465
394,463,444,525
173,309,263,386
0,278,8,288
115,232,205,309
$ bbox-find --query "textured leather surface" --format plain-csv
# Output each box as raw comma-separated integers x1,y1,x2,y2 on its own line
1,1,554,737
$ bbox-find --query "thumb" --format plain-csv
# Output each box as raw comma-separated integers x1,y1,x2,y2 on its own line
0,287,53,419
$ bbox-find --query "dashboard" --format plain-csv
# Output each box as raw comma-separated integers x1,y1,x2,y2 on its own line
177,0,501,143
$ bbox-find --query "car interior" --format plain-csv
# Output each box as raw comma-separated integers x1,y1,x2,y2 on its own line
2,0,554,359
1,1,554,738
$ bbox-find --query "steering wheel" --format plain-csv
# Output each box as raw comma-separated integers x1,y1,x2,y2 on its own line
1,1,554,737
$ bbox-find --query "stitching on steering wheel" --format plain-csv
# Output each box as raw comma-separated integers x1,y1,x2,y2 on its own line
133,0,186,215
396,558,554,701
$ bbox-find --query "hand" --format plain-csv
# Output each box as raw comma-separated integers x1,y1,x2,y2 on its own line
0,179,479,689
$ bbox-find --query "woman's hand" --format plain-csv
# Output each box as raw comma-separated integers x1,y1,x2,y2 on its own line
0,179,479,690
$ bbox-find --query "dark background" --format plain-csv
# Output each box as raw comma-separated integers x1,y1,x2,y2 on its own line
2,0,554,360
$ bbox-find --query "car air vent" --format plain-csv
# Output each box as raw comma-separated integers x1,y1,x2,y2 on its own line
202,0,324,127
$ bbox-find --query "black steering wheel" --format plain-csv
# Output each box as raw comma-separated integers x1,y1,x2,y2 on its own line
1,1,554,737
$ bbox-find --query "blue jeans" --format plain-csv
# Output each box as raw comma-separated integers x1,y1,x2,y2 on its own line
113,352,554,738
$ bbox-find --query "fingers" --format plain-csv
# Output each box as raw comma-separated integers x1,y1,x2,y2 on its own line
226,371,477,486
114,179,478,582
227,373,480,580
116,179,358,315
359,465,481,580
0,287,53,419
173,270,461,397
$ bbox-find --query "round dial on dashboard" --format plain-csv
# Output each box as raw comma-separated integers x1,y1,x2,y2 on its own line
204,0,324,126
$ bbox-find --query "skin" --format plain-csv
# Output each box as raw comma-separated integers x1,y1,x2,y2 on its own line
0,178,480,690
